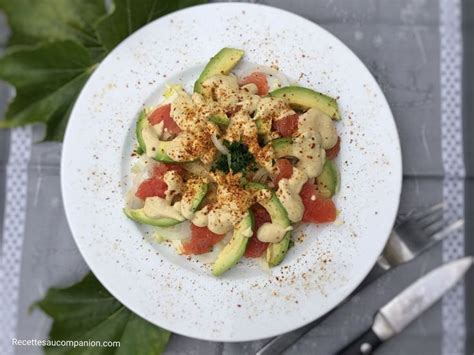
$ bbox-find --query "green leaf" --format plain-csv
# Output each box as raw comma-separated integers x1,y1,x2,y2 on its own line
0,40,95,140
0,0,208,141
0,0,107,59
36,272,171,355
95,0,207,52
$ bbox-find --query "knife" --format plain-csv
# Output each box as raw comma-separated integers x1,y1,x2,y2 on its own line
336,256,473,355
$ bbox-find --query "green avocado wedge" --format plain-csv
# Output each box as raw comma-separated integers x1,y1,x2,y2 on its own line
212,211,254,276
208,114,230,126
135,110,177,162
190,183,208,212
123,208,183,227
255,118,266,135
194,48,245,94
245,182,292,267
266,231,291,267
152,141,178,163
136,110,148,154
270,86,341,120
316,160,340,198
271,137,293,158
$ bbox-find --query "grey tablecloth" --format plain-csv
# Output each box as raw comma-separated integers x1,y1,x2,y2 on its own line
1,0,473,354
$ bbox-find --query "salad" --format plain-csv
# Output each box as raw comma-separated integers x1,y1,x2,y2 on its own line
124,48,341,276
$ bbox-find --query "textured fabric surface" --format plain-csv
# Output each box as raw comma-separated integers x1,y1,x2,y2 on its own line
439,0,466,354
0,127,32,355
462,1,474,352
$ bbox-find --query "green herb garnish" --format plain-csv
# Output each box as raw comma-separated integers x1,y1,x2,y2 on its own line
212,140,255,174
213,154,230,173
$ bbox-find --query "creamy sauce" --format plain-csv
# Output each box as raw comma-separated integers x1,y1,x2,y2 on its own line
224,110,256,142
241,226,254,238
277,167,308,222
254,189,272,204
142,124,162,157
257,223,292,243
239,212,254,238
172,91,226,131
191,173,253,235
238,95,261,114
207,208,234,234
307,108,338,149
201,74,240,107
240,83,258,95
180,178,205,219
157,131,214,164
191,205,210,227
134,73,339,245
163,171,183,202
291,109,328,178
142,89,217,163
181,198,196,221
257,97,294,120
201,74,261,112
191,203,236,235
170,89,196,130
144,74,274,165
143,197,185,221
254,97,295,132
237,83,261,114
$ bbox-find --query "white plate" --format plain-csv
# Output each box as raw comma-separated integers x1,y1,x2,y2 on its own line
61,3,402,342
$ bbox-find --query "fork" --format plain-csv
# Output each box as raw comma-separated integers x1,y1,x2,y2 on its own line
256,203,464,355
377,203,463,270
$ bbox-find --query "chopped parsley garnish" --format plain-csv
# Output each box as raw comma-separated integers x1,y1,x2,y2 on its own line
213,154,230,173
212,140,255,174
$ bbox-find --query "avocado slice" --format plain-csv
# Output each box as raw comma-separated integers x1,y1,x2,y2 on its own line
266,231,291,267
152,141,179,163
316,160,340,198
255,118,265,134
212,211,254,276
194,48,245,93
271,137,293,158
136,110,148,154
190,183,208,212
271,138,340,197
255,117,271,135
123,208,183,227
245,182,292,267
270,86,341,120
136,109,179,162
208,114,230,126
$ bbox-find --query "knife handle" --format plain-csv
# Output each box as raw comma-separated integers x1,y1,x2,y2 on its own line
335,328,382,355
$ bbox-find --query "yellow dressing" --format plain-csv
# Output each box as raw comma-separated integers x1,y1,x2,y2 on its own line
276,167,308,222
143,197,185,221
163,170,183,202
257,223,292,243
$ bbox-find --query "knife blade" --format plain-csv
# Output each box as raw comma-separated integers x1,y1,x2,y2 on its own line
336,256,473,355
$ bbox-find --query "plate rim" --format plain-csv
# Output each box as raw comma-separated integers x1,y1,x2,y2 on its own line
61,2,403,342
